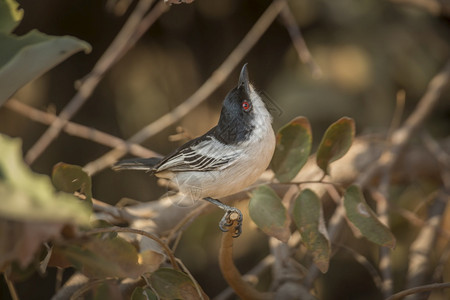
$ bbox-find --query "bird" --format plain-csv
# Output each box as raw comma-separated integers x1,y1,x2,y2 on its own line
112,64,276,238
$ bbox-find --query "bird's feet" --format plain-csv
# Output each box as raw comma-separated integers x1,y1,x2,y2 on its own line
219,207,243,238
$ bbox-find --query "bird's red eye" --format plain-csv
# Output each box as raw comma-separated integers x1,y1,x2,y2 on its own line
242,100,252,112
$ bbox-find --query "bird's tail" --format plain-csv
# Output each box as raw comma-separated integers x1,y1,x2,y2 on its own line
112,157,162,173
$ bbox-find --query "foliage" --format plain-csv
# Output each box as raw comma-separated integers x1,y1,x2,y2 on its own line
0,0,91,105
0,0,448,299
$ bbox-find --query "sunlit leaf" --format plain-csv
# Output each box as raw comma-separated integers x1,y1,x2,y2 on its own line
131,287,158,300
271,116,312,182
248,185,290,243
0,134,90,269
52,162,93,208
316,117,355,174
0,0,23,33
92,282,121,300
150,268,205,300
52,235,163,279
344,185,396,248
0,29,91,105
293,189,330,273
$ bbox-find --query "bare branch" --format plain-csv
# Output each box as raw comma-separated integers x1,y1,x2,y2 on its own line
24,0,163,165
386,282,450,300
391,0,450,16
279,1,322,78
372,188,394,297
405,190,448,299
4,99,159,158
357,59,450,186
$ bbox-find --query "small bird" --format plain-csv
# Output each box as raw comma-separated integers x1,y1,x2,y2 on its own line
113,64,276,237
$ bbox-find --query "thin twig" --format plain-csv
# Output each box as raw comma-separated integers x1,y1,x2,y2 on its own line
165,202,209,243
372,188,393,297
386,90,406,140
83,0,288,175
337,244,383,291
386,282,450,300
175,258,206,300
3,272,20,300
4,99,159,158
70,278,117,300
357,59,450,186
405,190,447,300
390,0,450,16
25,0,159,165
279,1,322,78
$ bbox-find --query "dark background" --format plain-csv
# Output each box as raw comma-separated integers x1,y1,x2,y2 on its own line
0,0,449,299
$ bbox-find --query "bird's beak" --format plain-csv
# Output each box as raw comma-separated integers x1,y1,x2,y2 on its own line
238,63,251,94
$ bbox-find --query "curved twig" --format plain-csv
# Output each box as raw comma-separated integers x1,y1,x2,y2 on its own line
386,282,450,300
219,226,273,300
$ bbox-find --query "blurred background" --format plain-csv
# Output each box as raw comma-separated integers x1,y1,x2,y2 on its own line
0,0,449,299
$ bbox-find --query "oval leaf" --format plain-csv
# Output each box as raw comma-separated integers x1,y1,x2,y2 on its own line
271,116,312,182
0,29,91,105
52,235,160,279
52,162,93,208
343,185,396,248
150,268,203,300
248,185,290,242
316,117,355,174
293,189,330,273
131,287,158,300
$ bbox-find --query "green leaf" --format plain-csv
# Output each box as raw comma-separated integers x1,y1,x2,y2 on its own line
0,134,90,224
0,134,90,269
0,29,91,105
271,116,312,182
53,235,161,279
293,189,330,273
248,185,290,242
131,287,158,300
343,185,396,248
52,162,93,208
316,117,355,174
150,268,202,300
0,0,23,33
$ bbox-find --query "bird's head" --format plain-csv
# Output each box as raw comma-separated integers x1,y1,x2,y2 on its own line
215,64,273,144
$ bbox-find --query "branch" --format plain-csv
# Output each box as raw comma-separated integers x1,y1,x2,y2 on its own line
386,282,450,300
358,59,450,186
83,0,288,175
4,99,159,158
390,0,450,16
279,1,322,78
24,0,164,165
219,228,273,300
405,190,447,299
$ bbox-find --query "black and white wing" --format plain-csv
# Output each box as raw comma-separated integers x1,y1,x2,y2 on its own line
154,131,241,173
